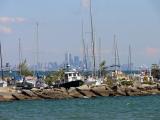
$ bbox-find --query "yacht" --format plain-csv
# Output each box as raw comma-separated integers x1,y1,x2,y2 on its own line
0,80,7,87
53,69,84,89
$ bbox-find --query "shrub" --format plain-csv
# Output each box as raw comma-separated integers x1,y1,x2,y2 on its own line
121,80,133,86
44,69,64,86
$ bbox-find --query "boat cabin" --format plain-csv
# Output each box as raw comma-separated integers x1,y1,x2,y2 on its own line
64,71,82,82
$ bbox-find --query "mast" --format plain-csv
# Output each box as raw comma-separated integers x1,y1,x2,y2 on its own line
99,38,101,78
113,34,120,71
116,38,120,68
128,45,132,74
114,35,117,71
89,0,96,77
18,38,22,76
36,22,39,76
81,20,87,71
0,41,4,80
86,44,89,70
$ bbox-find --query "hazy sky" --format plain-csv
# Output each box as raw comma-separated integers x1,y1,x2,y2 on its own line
0,0,160,67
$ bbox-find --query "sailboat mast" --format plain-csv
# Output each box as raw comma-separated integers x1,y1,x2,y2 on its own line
113,34,120,71
116,39,120,68
114,35,117,71
0,41,4,80
81,21,87,71
128,45,132,74
99,38,102,78
86,44,89,70
18,38,22,76
36,22,39,75
89,0,96,77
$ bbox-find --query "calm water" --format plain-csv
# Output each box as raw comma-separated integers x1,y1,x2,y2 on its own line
0,96,160,120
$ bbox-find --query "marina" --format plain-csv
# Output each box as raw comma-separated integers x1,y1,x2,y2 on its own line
0,0,160,119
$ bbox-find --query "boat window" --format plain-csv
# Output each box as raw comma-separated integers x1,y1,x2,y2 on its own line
73,73,76,76
65,74,68,79
69,73,72,76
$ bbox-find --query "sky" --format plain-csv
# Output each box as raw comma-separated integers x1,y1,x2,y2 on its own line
0,0,160,68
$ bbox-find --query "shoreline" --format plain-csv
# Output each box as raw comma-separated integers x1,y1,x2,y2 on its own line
1,83,160,102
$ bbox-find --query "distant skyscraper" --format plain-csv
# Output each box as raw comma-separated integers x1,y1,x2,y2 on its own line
74,56,80,67
65,53,68,65
69,53,73,65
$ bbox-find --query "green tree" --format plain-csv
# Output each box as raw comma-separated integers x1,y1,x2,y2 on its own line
99,60,106,77
19,59,33,76
45,69,65,86
151,64,160,79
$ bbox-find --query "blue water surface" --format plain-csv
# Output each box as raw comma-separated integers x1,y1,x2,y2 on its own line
0,95,160,120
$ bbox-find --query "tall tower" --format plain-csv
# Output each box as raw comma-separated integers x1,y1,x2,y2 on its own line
65,53,68,65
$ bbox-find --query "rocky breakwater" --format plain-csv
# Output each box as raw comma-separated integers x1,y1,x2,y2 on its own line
0,87,16,101
1,83,160,101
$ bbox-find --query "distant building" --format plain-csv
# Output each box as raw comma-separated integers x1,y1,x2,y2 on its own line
74,56,80,67
69,53,73,65
65,53,69,65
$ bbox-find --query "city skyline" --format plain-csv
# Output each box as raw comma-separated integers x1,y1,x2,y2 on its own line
0,0,160,67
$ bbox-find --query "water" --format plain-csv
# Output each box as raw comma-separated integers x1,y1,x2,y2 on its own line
0,95,160,120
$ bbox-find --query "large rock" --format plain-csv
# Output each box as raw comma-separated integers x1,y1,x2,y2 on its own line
91,85,110,96
0,94,15,101
125,86,142,96
107,85,121,96
33,89,70,99
12,93,30,100
0,87,16,101
76,88,96,98
22,90,38,97
4,94,15,101
68,87,84,98
77,85,90,90
116,86,126,96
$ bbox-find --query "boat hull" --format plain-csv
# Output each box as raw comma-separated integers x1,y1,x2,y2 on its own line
54,80,84,89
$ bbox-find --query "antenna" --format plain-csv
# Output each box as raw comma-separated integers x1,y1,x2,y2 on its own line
0,41,3,80
89,0,96,77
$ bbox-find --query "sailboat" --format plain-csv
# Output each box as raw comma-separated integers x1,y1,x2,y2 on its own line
0,41,7,87
34,22,48,88
83,0,103,85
